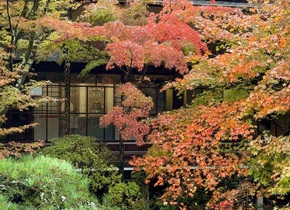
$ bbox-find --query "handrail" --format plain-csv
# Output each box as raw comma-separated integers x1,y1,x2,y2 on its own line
118,0,248,7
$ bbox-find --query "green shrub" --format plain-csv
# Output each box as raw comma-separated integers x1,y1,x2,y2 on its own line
0,194,19,210
103,182,148,210
39,135,122,196
39,135,149,209
0,155,100,209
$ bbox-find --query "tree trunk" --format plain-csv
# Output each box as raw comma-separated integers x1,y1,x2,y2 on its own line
64,57,70,135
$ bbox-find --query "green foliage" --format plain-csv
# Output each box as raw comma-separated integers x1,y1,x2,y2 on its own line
37,37,108,64
0,194,19,210
190,90,223,107
120,2,149,26
182,43,196,56
80,6,117,26
223,86,249,103
78,0,119,26
0,155,99,209
131,170,149,197
39,135,122,195
249,134,290,196
102,182,148,210
38,135,148,209
79,58,108,77
0,48,53,137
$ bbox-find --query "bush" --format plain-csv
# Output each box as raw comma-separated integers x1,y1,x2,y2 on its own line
0,155,100,209
102,182,148,210
39,135,122,196
0,194,19,210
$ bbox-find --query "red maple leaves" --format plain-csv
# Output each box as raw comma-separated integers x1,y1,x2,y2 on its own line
100,83,153,146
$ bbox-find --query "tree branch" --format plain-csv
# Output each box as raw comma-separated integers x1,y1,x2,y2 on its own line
6,0,14,71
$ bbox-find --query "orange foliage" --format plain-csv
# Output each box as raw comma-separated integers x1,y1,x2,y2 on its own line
0,141,44,159
131,102,254,202
132,0,290,208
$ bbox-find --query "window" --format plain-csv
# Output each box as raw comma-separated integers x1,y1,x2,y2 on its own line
33,73,171,142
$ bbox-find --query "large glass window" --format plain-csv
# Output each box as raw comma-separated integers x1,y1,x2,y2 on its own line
88,87,105,113
33,73,170,142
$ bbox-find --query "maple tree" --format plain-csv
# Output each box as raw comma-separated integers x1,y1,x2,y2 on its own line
0,0,79,77
95,11,208,149
85,1,206,178
0,51,48,137
100,82,154,146
129,0,290,209
0,0,97,137
0,47,45,158
0,0,64,135
36,0,209,177
1,0,110,154
95,1,209,178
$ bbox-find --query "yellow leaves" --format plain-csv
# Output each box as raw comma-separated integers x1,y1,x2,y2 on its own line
229,27,235,33
221,55,268,82
242,83,290,120
249,7,257,13
185,54,203,64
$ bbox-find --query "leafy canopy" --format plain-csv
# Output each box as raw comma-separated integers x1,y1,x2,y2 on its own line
130,0,290,208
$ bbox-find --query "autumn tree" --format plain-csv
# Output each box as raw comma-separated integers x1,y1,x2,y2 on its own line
93,2,207,137
0,47,46,158
0,0,66,137
0,49,46,133
130,0,290,209
36,0,208,177
0,0,79,82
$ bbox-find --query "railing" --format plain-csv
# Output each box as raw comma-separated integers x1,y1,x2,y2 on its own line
118,0,248,7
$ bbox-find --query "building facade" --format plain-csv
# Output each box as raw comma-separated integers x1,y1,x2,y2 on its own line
4,62,178,145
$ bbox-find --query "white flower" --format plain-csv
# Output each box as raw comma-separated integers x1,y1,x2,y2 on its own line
61,195,66,202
